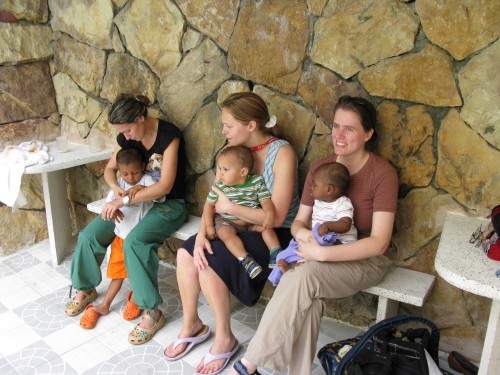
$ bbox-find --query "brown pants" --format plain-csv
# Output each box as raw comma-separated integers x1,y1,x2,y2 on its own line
245,255,392,375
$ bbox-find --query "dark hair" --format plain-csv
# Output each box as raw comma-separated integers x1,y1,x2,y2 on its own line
220,92,271,131
314,162,350,195
334,95,378,150
116,147,144,167
219,145,254,171
108,94,150,124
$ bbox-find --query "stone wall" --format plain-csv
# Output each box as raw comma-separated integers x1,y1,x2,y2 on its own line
1,0,499,361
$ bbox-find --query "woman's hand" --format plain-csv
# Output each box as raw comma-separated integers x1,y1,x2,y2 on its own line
294,227,313,243
111,185,126,198
295,233,322,261
212,185,235,215
192,234,214,271
101,200,125,223
126,184,146,200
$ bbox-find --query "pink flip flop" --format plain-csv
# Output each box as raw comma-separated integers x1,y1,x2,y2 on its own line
164,325,211,361
195,340,240,375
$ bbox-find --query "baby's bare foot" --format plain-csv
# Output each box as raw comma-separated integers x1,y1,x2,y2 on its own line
278,259,291,273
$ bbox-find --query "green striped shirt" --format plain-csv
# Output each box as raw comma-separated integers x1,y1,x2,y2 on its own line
207,175,271,221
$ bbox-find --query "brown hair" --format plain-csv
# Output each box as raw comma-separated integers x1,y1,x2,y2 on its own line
334,95,378,150
314,162,350,195
108,94,150,124
116,147,144,167
219,145,254,171
220,92,271,131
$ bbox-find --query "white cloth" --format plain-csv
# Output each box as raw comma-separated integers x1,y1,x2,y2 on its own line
106,174,164,238
0,141,53,209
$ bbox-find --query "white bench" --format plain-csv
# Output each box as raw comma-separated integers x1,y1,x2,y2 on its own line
87,198,435,322
86,198,201,241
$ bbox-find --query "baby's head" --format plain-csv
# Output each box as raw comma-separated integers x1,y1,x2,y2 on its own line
116,148,145,186
311,162,350,202
217,145,254,186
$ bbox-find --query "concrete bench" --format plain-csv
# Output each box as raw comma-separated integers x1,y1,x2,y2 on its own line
86,198,201,241
87,198,435,322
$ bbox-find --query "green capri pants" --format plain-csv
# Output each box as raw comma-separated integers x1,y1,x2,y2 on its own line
70,199,188,309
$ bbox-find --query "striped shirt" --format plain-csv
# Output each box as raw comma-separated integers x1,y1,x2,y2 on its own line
207,175,271,221
312,196,358,243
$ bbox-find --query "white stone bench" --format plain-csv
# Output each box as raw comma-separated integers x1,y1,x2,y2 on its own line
87,198,435,322
86,198,201,241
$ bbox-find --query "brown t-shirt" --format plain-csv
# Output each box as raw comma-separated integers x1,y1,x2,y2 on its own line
301,153,398,239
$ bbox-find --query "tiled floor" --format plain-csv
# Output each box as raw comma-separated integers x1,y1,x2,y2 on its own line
0,240,363,375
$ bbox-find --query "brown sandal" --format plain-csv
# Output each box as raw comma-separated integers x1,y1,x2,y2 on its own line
128,309,166,345
123,291,141,320
64,289,97,317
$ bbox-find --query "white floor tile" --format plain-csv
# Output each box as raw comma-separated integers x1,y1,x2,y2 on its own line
1,282,42,310
44,322,94,355
0,310,26,335
17,262,70,295
0,323,41,357
61,338,115,373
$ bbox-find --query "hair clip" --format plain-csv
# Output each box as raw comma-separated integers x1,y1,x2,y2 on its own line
265,115,277,128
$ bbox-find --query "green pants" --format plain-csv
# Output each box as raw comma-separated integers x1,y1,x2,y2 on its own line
70,199,188,309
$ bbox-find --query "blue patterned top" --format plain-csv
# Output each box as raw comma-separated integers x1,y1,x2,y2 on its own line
261,139,299,228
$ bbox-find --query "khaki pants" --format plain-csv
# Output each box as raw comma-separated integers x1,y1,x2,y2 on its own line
245,255,391,375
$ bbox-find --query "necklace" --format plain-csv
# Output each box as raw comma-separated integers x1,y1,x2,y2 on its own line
250,137,279,151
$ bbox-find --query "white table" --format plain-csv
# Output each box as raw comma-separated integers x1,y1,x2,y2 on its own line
25,142,113,267
435,211,500,375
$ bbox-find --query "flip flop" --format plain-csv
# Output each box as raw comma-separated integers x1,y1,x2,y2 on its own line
195,340,240,375
79,304,100,329
123,291,141,320
164,324,211,361
233,360,261,375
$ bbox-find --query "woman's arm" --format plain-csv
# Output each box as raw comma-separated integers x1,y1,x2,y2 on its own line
215,144,297,227
291,203,313,239
103,145,122,196
296,211,395,262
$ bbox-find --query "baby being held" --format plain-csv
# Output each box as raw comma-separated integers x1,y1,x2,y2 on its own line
269,162,357,286
204,146,281,279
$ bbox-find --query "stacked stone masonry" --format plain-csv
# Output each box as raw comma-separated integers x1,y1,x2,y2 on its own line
0,0,499,362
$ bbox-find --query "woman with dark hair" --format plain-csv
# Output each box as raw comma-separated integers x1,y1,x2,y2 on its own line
230,95,399,375
64,94,188,344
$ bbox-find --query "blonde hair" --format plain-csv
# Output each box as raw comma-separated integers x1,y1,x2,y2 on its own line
221,92,271,131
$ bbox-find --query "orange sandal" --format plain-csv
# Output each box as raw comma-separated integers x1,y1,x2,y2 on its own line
123,291,141,320
80,304,100,329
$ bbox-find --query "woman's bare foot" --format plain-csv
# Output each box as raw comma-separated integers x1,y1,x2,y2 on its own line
195,335,238,375
138,308,161,330
73,290,92,303
164,320,206,358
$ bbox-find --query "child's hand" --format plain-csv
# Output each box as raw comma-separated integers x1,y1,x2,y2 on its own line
263,215,274,230
206,226,217,240
126,184,146,199
317,223,329,236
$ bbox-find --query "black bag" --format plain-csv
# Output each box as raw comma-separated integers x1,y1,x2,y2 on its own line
317,315,440,375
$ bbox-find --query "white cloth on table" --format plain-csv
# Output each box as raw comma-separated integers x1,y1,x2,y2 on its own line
0,141,53,209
